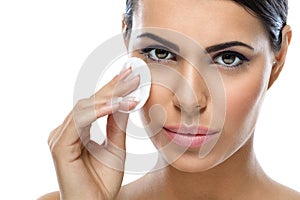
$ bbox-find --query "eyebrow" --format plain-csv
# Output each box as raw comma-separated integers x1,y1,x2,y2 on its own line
137,33,180,52
205,41,254,53
137,32,254,54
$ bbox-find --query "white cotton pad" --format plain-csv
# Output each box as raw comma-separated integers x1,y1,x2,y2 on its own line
119,57,151,113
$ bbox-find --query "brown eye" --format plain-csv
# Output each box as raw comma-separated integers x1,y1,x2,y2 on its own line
222,54,236,65
213,51,248,68
144,48,175,62
155,49,169,59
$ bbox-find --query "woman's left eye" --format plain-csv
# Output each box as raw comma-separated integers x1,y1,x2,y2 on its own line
213,51,249,68
140,47,176,62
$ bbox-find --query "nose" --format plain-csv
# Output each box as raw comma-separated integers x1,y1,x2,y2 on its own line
172,61,209,115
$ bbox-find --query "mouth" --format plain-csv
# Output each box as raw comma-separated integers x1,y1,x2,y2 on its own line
163,125,219,148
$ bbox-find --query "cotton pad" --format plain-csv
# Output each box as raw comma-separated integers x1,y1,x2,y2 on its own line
118,57,151,113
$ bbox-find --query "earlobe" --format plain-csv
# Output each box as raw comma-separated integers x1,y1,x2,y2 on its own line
267,25,292,89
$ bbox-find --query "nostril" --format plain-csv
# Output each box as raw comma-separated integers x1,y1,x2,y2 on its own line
172,94,207,114
173,97,206,113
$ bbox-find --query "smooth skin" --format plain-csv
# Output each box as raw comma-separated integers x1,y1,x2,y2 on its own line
39,0,300,199
41,67,140,200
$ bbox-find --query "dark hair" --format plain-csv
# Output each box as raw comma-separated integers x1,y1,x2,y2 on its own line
231,0,288,51
124,0,288,52
124,0,136,39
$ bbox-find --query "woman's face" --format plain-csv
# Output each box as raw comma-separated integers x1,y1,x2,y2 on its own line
127,0,275,172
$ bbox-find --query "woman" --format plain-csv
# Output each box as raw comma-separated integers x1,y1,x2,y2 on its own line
40,0,300,199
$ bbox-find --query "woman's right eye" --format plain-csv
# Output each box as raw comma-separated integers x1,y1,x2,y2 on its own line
140,47,177,63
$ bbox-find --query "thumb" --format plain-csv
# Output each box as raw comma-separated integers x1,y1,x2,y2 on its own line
106,99,138,150
106,111,129,151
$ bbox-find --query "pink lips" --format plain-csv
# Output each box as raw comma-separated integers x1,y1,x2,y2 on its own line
163,125,219,148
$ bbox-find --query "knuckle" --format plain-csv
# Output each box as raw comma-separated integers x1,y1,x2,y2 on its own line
48,143,58,157
47,126,64,157
48,136,64,159
74,98,90,110
47,126,59,147
48,129,58,153
50,145,62,160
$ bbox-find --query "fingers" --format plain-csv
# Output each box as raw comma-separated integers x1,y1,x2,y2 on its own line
70,95,138,148
73,65,140,130
83,112,130,171
74,100,120,129
46,66,141,200
85,140,125,171
94,67,140,103
48,125,62,152
113,74,140,98
48,66,139,163
106,112,129,150
84,101,138,168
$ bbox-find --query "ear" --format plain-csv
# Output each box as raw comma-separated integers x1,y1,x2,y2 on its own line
122,14,129,50
268,25,292,89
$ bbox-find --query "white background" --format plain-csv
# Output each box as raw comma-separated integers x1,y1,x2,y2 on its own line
0,1,299,199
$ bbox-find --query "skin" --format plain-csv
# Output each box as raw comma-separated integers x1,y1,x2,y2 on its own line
39,0,299,199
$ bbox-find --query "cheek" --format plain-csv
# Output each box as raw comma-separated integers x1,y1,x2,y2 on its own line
228,81,261,123
140,85,171,125
224,67,269,137
139,85,173,149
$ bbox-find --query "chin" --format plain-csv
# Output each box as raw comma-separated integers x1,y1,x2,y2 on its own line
172,159,215,173
158,145,226,173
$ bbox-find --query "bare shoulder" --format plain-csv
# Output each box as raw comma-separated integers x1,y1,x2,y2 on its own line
266,181,300,200
37,191,60,200
116,175,156,200
278,187,300,200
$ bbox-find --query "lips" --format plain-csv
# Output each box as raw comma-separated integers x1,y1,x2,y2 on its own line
163,125,219,148
164,125,217,135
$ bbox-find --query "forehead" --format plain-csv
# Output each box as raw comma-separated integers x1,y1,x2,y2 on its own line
132,0,268,48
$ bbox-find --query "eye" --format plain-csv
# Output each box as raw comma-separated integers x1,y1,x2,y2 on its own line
213,51,249,68
140,46,176,63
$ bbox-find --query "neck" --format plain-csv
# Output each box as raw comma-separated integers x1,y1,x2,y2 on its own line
155,135,266,199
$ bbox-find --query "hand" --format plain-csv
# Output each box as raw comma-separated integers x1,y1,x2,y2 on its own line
48,67,140,200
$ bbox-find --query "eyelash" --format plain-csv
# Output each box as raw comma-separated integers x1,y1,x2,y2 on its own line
139,46,249,68
211,51,249,68
139,46,177,63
